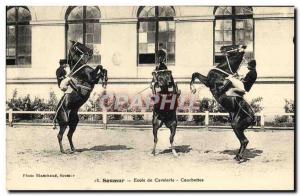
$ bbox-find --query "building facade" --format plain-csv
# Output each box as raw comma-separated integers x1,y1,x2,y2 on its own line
6,6,294,114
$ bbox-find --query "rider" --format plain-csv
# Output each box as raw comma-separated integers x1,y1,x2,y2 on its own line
151,44,169,90
151,43,179,96
224,59,257,96
56,59,71,92
155,43,168,71
242,60,257,92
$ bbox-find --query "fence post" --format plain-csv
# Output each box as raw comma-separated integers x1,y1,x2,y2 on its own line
103,110,107,130
260,112,265,131
8,109,13,127
205,111,209,131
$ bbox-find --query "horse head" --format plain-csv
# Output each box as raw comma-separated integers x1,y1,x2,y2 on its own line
217,44,246,74
153,70,173,93
67,40,93,70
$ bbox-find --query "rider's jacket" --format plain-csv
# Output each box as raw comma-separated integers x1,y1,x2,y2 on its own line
56,65,67,87
242,69,257,92
56,64,71,92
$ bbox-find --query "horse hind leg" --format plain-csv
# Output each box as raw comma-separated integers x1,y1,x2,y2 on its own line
232,115,254,161
152,127,158,156
56,104,69,153
169,123,178,157
67,110,79,152
167,115,178,157
57,122,68,153
152,114,162,156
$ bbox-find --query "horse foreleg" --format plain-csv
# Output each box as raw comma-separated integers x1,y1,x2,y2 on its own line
68,111,79,152
233,129,249,161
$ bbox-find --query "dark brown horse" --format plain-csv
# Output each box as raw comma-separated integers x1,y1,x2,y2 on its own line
190,45,255,161
54,41,108,153
151,70,180,156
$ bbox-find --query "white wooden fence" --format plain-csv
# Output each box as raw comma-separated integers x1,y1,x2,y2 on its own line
6,109,294,130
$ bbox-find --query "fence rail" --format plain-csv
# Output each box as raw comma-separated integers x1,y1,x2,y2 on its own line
6,109,294,130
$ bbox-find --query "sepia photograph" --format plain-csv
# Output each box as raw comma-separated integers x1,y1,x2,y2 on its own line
5,4,295,191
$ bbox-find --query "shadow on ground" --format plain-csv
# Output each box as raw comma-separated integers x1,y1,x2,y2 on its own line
220,148,263,162
159,145,192,154
77,145,133,152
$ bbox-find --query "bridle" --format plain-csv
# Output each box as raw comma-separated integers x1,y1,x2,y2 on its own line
214,46,243,76
67,42,90,77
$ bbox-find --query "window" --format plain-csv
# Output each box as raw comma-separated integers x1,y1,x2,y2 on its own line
214,6,253,64
137,6,175,65
66,6,101,65
6,6,31,66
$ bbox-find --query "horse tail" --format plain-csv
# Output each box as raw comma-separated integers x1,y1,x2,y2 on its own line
191,72,209,87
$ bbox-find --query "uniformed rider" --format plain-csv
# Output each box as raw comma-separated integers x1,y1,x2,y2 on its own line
56,59,71,92
223,59,257,96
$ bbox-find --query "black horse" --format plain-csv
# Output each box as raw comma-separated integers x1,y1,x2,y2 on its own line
190,45,255,161
151,70,180,156
54,41,108,153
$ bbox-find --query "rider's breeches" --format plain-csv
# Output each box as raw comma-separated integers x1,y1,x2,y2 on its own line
59,77,71,91
228,76,244,90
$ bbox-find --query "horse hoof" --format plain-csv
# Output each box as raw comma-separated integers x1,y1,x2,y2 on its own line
71,148,76,152
234,154,243,161
151,150,156,156
60,150,66,154
172,149,178,157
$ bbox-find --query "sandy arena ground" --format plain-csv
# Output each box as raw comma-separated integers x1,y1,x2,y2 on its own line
6,125,294,190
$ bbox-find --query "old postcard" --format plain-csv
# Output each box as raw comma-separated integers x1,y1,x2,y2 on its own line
6,5,295,191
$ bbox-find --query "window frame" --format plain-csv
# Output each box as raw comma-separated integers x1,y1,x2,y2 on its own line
213,6,254,64
65,6,101,64
6,6,32,67
137,6,176,66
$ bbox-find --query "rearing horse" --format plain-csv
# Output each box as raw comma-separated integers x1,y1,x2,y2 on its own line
151,69,180,156
54,41,108,153
190,45,255,161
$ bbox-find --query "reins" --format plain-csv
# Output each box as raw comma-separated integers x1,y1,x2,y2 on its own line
68,41,90,77
225,55,234,74
211,67,231,76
